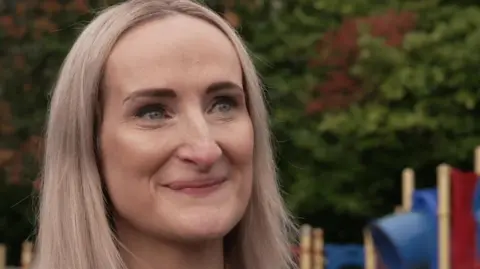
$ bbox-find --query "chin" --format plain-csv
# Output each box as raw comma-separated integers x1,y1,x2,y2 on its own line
176,226,230,243
170,209,243,243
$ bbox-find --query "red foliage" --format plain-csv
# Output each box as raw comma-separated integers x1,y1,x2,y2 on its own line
5,135,43,185
32,178,42,191
0,15,13,27
307,9,417,114
33,17,58,33
12,25,27,39
41,0,63,14
15,2,28,16
223,10,240,28
0,0,90,40
67,0,89,14
0,0,93,188
0,15,20,38
13,54,26,69
23,83,32,92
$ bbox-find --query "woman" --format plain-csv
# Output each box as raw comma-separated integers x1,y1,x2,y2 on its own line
33,0,297,269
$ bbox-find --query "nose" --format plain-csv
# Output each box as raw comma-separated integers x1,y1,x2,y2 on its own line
176,121,222,172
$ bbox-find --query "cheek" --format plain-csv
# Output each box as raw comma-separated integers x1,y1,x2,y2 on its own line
100,126,173,179
99,126,175,211
238,118,255,166
221,117,255,191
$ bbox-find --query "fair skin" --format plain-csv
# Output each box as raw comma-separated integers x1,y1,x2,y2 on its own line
99,15,254,269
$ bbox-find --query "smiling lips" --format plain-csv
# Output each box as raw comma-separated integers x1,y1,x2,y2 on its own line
164,177,226,195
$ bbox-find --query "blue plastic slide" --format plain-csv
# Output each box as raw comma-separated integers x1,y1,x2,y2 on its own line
369,189,437,269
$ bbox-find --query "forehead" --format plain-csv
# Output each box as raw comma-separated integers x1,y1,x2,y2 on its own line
104,14,243,95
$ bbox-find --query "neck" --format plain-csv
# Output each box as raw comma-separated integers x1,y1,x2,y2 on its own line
115,220,225,269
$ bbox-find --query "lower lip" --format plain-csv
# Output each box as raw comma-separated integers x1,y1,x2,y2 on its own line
168,180,225,196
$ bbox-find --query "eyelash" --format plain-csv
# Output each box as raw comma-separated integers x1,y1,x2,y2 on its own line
210,96,238,112
133,95,239,120
134,104,168,119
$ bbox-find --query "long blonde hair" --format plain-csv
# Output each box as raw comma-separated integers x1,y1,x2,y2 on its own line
34,1,297,269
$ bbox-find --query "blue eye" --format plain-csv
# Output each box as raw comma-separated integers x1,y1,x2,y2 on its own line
136,104,167,120
211,96,237,113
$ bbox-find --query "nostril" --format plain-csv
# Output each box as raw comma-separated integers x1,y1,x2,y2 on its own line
176,140,222,170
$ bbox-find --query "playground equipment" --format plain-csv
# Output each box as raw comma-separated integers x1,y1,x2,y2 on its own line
297,224,367,269
0,242,33,269
368,146,480,269
298,145,480,269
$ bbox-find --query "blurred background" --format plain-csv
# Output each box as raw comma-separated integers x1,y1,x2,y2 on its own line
1,0,480,267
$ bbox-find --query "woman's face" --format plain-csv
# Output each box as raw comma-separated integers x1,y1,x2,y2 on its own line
99,15,254,243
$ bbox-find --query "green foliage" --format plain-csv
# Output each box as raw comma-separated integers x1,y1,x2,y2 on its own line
1,0,480,254
232,0,480,241
347,3,480,160
233,0,391,215
0,0,102,264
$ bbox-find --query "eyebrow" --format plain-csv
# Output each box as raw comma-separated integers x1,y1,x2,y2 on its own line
122,81,243,104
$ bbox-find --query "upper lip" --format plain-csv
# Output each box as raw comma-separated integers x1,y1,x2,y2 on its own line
164,177,226,190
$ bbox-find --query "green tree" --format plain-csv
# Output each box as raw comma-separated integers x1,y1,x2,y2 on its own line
230,0,480,242
0,0,98,264
2,1,480,264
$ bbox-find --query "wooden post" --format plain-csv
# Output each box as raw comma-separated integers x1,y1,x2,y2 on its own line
364,229,376,269
21,242,33,269
312,228,324,269
437,164,451,269
402,168,415,211
0,244,6,269
300,224,312,269
394,205,404,214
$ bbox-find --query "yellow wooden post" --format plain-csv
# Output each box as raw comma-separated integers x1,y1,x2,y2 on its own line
394,205,404,214
300,224,312,269
312,228,324,269
402,168,415,212
21,241,33,269
363,229,376,269
437,164,451,269
0,244,6,269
